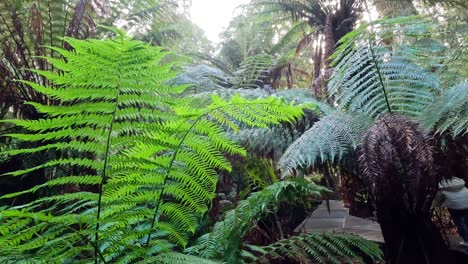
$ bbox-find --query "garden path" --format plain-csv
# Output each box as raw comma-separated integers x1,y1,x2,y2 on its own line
294,200,468,257
294,200,383,243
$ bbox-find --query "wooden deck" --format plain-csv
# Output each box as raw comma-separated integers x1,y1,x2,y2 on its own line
294,200,384,243
295,200,468,260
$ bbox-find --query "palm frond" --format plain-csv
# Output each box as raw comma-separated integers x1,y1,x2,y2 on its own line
188,52,234,76
232,54,274,89
270,21,311,55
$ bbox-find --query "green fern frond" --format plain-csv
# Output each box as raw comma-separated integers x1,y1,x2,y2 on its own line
232,54,274,89
419,81,468,136
270,21,310,55
0,28,306,263
136,252,221,264
191,88,326,161
243,232,383,264
278,112,373,176
329,17,442,117
185,180,328,261
233,110,321,161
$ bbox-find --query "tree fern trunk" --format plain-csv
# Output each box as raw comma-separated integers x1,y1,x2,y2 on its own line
360,114,449,263
378,206,447,264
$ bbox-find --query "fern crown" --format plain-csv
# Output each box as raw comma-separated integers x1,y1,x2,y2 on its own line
278,16,467,175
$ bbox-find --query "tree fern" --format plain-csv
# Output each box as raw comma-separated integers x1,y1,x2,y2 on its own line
278,16,467,175
358,114,447,263
172,65,229,94
329,16,441,117
0,28,305,263
419,81,468,136
243,232,383,264
232,53,274,89
279,112,373,176
0,0,100,118
185,180,328,263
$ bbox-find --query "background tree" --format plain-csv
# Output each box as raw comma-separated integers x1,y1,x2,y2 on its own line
250,0,363,97
0,0,186,119
0,0,100,119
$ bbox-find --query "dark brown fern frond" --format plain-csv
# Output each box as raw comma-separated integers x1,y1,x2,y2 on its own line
360,114,437,212
359,114,447,263
295,31,316,55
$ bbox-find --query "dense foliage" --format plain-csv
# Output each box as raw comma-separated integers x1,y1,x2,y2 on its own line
1,0,467,263
0,29,304,263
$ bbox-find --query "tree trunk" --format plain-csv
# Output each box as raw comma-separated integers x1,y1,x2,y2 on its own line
378,205,448,264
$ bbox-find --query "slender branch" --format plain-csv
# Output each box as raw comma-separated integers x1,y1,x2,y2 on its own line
46,1,55,69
